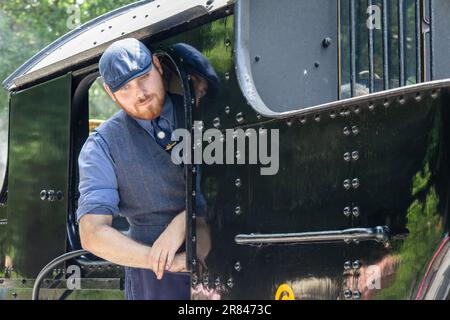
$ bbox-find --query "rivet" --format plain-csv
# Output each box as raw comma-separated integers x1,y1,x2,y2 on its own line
203,276,210,286
399,96,406,104
322,37,332,47
415,93,422,101
344,152,351,162
286,119,293,127
353,290,362,300
256,113,262,120
192,259,197,266
343,179,351,190
344,261,352,270
213,117,221,128
40,190,48,201
344,238,352,244
315,114,321,122
343,127,351,136
352,178,360,189
215,277,221,287
225,106,231,114
192,236,196,243
431,89,439,99
234,262,242,272
343,289,352,299
227,278,234,288
254,56,260,62
352,207,360,217
235,206,242,215
352,126,359,136
352,260,361,270
352,151,359,161
383,99,390,107
192,166,197,173
368,102,375,111
300,116,307,124
192,276,198,286
330,111,337,119
235,178,242,188
236,112,245,124
224,72,230,80
314,61,320,68
192,190,196,197
225,39,231,47
354,106,360,114
343,207,351,217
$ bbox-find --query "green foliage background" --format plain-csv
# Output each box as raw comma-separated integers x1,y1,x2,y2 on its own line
0,0,139,189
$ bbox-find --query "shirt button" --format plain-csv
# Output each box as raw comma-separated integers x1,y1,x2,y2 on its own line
157,131,166,139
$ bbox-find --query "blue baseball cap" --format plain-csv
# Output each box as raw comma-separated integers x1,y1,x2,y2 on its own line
99,38,153,92
170,43,220,97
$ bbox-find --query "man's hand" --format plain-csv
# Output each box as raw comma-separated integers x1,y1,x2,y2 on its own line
167,252,188,273
150,211,186,279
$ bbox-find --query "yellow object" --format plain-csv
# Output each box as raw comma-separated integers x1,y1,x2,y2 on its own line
89,119,105,133
275,284,295,300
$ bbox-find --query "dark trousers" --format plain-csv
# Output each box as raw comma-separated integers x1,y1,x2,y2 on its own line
125,267,190,300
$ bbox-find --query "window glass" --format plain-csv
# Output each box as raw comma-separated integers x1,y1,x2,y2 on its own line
88,77,120,132
0,102,8,193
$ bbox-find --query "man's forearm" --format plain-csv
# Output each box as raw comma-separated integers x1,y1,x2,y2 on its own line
82,223,152,270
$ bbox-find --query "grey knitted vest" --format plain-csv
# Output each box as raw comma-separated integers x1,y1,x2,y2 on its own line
94,94,187,243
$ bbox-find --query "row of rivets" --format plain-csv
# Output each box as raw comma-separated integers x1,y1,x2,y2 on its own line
343,125,359,136
343,206,360,218
344,289,361,300
40,190,64,202
344,238,360,244
343,151,359,162
344,260,362,270
343,178,360,190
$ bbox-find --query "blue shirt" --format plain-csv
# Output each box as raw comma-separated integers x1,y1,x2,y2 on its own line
77,94,178,222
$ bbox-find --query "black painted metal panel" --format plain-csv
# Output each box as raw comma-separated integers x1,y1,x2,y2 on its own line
5,74,71,278
430,0,450,80
235,0,339,114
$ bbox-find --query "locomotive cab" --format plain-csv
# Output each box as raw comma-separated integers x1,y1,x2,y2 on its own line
0,0,450,300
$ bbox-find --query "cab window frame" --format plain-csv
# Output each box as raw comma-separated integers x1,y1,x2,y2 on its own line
0,95,10,206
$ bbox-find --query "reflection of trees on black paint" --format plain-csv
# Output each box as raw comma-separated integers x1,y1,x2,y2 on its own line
374,104,446,299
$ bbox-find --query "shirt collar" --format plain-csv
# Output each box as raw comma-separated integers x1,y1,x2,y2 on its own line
133,93,175,138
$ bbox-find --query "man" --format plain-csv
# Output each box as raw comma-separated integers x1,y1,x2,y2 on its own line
77,38,217,300
170,42,220,106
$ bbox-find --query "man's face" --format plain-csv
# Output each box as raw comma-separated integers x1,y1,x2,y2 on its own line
104,55,166,120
